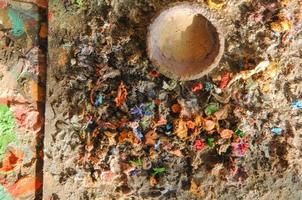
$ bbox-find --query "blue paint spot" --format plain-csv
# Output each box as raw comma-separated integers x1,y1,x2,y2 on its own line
166,123,173,131
130,170,138,176
271,127,283,136
133,127,143,141
292,100,302,110
205,82,214,91
94,94,103,107
8,8,25,37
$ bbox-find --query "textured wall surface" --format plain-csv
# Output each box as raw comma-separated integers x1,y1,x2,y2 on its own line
1,0,302,200
44,0,302,200
0,0,46,199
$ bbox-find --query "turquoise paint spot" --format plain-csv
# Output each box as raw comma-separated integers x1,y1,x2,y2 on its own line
0,184,13,200
292,100,302,110
8,8,25,37
271,127,283,136
0,105,16,160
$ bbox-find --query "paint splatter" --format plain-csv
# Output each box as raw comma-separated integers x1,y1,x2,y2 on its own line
0,184,13,200
8,8,25,37
0,105,16,160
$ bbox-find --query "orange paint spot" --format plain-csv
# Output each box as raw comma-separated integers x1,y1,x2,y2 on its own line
39,23,47,38
29,80,44,102
118,130,139,145
7,176,42,197
0,149,23,173
186,120,195,129
171,103,181,113
115,82,127,107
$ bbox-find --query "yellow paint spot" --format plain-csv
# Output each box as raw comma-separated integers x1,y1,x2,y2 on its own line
263,62,278,78
271,14,292,32
261,83,270,93
207,0,225,10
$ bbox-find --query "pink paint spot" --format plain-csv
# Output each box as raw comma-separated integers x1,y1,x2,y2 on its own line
101,171,117,182
0,1,8,9
11,105,41,133
231,140,249,157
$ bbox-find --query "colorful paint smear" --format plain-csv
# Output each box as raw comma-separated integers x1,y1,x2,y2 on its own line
0,105,16,160
7,8,25,37
0,184,13,200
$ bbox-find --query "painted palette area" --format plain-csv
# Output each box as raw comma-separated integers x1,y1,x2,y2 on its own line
0,0,46,199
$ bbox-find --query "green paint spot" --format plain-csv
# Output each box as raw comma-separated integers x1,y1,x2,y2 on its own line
0,105,16,160
151,167,166,176
8,8,25,37
235,129,245,138
75,0,84,6
206,138,215,148
204,102,220,116
129,159,142,167
0,184,13,200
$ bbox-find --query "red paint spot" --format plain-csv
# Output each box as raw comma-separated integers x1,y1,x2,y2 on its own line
191,83,203,92
219,73,231,89
149,70,160,78
194,139,205,151
154,99,161,105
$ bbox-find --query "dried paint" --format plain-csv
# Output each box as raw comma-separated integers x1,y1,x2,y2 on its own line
8,8,25,37
7,176,41,197
0,184,13,200
0,105,16,160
